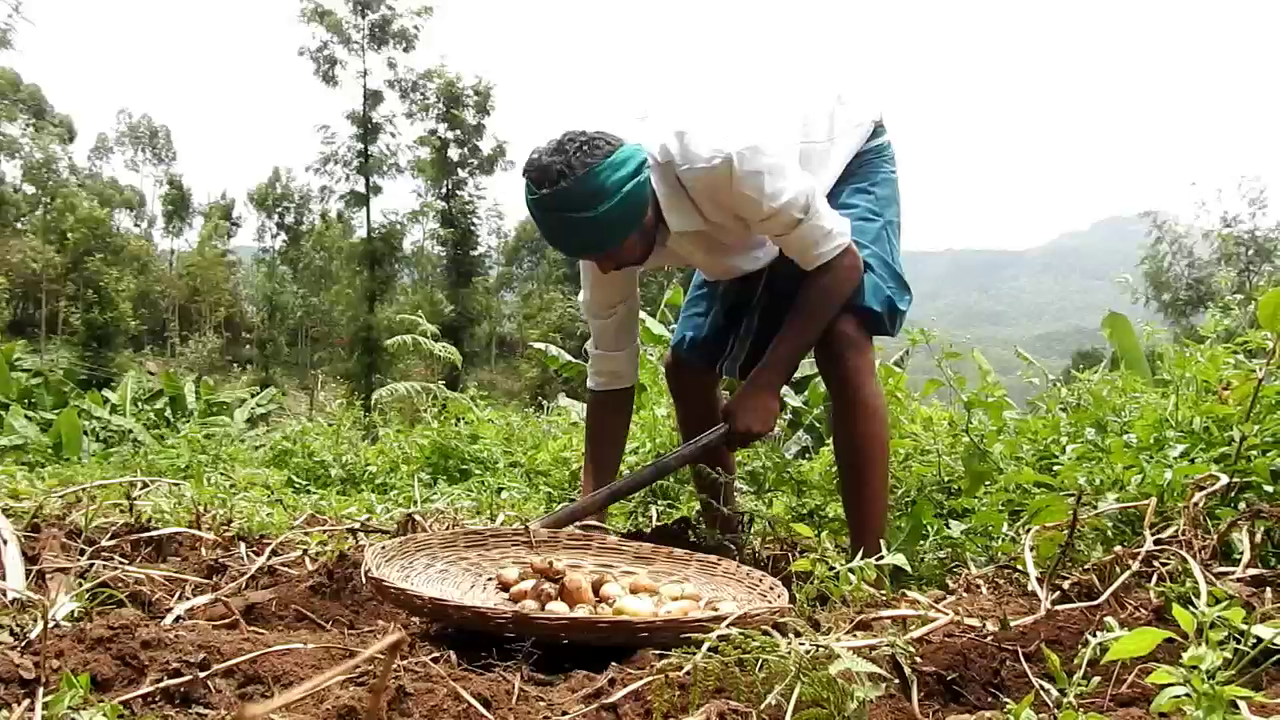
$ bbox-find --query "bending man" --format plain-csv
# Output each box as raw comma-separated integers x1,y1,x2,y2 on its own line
522,99,911,558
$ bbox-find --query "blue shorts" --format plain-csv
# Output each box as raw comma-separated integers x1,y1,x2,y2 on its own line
669,122,911,380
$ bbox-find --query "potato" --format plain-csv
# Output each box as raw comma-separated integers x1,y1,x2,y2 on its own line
515,599,542,612
508,579,537,603
688,609,710,617
529,556,566,580
597,581,626,605
680,583,702,602
658,599,700,617
572,604,595,616
542,600,570,614
613,594,657,617
658,583,684,603
531,580,559,606
629,575,659,595
528,556,551,576
595,603,614,616
707,600,741,614
591,572,617,595
560,572,595,607
495,567,522,590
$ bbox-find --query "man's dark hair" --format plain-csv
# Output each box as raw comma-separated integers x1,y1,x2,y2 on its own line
523,130,625,194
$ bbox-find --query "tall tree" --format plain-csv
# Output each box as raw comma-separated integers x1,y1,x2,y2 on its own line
107,108,177,223
395,65,509,389
248,167,314,387
159,173,194,354
181,194,241,341
298,0,431,416
1139,180,1280,335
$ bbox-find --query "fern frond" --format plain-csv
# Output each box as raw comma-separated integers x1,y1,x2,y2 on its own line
372,381,449,405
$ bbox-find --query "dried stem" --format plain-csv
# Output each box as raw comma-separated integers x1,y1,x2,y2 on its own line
232,631,406,720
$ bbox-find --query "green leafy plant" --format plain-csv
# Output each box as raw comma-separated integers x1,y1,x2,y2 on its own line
1102,599,1280,719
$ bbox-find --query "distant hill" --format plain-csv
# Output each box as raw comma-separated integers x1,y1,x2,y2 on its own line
894,214,1158,382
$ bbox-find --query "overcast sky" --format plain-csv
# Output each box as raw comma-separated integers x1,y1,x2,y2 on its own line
8,0,1280,251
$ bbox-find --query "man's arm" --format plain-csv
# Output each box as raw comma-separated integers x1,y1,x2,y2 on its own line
577,260,643,498
721,145,866,444
582,387,635,498
746,244,863,392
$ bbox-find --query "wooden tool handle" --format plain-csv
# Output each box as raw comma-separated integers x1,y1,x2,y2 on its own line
528,423,729,531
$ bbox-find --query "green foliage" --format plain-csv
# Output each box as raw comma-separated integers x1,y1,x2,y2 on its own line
1139,181,1280,335
1102,596,1280,719
1100,310,1153,379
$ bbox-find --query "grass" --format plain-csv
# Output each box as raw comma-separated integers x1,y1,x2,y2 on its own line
1,296,1278,718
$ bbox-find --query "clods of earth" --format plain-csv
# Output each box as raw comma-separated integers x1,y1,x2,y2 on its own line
1,521,1276,719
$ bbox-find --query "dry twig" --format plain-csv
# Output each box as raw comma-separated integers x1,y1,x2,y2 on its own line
232,631,405,720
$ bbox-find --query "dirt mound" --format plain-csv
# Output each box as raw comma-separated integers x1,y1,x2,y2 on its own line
2,523,1276,719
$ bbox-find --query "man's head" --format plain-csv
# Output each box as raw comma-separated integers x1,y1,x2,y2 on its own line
523,130,659,274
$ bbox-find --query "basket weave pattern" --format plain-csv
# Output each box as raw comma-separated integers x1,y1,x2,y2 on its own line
363,528,790,646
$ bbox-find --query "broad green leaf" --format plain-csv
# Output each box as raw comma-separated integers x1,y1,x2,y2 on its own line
1220,607,1246,625
1145,666,1180,685
1257,287,1280,332
1025,493,1070,526
527,342,586,380
1102,627,1176,663
790,557,814,572
1149,685,1190,713
1250,622,1280,642
1042,645,1068,687
5,406,39,441
1222,685,1258,699
0,355,12,398
1100,311,1152,379
638,310,671,345
789,523,816,539
56,407,83,460
1171,603,1196,636
961,449,995,497
919,377,945,398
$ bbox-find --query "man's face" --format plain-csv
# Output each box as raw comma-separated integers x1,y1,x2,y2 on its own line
584,200,659,274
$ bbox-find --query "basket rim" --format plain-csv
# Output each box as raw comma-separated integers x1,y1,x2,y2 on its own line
361,526,790,615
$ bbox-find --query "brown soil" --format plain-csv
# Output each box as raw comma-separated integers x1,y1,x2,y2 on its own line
1,524,1275,719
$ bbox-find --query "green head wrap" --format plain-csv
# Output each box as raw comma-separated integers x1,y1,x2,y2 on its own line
525,143,651,259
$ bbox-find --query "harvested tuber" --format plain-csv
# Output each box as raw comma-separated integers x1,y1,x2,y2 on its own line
528,556,566,579
658,599,700,617
531,580,559,606
495,567,521,590
629,575,659,595
591,572,616,595
560,572,595,607
544,600,571,615
658,583,684,603
680,583,702,601
613,594,657,618
708,600,740,614
597,581,626,606
515,599,542,612
509,579,537,603
595,603,614,616
572,604,595,615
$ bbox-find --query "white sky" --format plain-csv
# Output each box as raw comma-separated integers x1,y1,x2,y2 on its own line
7,0,1280,251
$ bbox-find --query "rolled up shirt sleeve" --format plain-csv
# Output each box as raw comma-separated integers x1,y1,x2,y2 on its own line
728,146,852,271
579,260,642,391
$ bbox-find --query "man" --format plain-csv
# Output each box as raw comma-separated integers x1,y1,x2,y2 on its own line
521,97,911,558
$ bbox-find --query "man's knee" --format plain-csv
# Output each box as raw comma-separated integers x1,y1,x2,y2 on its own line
664,350,717,395
815,313,876,380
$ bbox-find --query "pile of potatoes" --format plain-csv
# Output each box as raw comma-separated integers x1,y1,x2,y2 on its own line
494,556,741,618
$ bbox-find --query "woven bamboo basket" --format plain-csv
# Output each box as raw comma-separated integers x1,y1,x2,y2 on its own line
362,527,790,646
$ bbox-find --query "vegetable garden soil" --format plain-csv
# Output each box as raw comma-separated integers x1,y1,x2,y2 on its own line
1,525,1276,719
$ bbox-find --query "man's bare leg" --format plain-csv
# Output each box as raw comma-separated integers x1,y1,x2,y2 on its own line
664,351,739,538
814,313,890,558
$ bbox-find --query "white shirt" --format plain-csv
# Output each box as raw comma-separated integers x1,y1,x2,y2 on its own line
579,96,882,392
